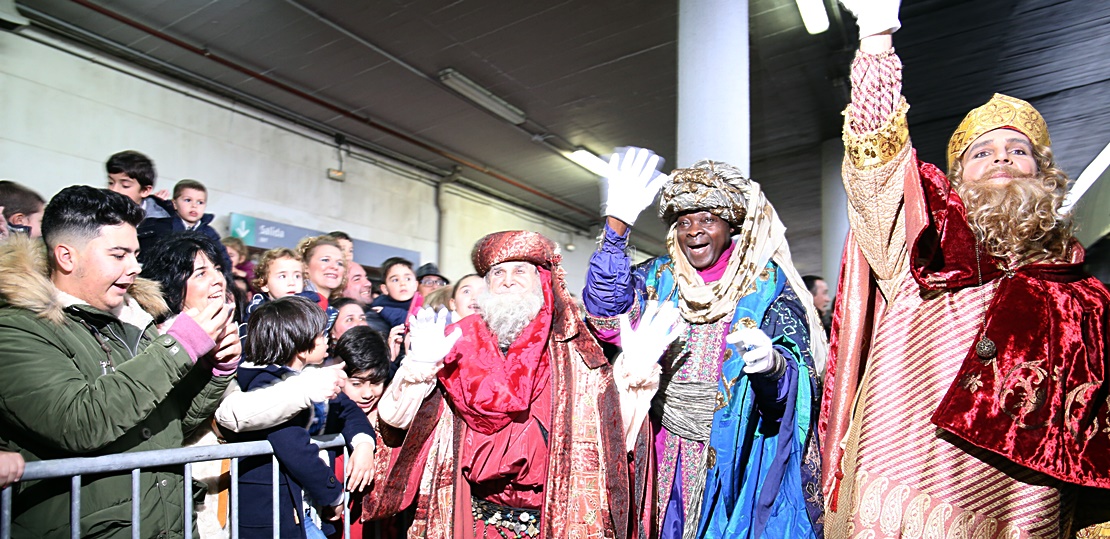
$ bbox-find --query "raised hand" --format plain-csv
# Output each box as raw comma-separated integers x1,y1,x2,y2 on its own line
839,0,901,39
601,147,668,228
208,318,242,375
404,308,462,365
387,325,404,362
377,309,460,430
616,301,686,387
182,301,234,343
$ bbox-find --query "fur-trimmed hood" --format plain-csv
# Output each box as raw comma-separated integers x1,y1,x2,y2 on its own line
0,234,170,325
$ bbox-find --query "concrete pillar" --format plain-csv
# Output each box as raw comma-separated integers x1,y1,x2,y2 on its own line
821,138,849,287
677,0,749,172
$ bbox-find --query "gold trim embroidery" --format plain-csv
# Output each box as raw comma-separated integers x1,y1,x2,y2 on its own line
960,373,984,392
997,361,1049,429
843,100,911,169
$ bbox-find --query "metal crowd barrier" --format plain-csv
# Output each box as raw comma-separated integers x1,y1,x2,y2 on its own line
0,434,350,539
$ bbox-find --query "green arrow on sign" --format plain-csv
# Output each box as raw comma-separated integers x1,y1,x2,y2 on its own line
229,214,256,244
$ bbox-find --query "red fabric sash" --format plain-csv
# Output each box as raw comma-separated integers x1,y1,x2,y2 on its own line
437,270,554,435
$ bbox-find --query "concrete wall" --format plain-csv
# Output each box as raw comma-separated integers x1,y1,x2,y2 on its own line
0,29,605,294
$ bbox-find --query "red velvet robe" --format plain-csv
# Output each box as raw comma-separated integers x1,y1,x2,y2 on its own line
824,155,1110,496
910,160,1110,489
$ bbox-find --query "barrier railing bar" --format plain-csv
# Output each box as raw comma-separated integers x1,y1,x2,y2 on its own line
271,454,279,539
16,435,344,481
184,463,193,539
343,445,350,539
0,435,345,538
70,475,80,539
131,468,140,539
230,457,239,539
1,485,11,539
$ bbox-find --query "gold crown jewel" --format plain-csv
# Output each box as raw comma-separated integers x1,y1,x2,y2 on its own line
946,93,1051,170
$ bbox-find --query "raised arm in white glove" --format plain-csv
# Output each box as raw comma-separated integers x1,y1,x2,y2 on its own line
839,0,901,40
215,363,347,432
724,327,785,377
377,308,462,429
601,147,668,228
615,301,686,451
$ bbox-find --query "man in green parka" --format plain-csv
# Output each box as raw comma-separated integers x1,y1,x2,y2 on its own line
0,186,241,538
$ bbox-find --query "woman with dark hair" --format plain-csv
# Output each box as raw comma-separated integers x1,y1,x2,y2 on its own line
141,231,233,320
329,297,368,344
141,232,243,538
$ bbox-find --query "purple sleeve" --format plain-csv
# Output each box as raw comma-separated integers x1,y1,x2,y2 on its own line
583,224,638,318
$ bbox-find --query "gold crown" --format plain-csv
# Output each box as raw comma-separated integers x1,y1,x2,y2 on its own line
946,93,1050,171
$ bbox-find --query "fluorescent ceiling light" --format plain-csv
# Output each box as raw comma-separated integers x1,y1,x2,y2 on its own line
566,148,611,176
795,0,829,34
1062,140,1110,212
0,0,29,29
438,68,527,125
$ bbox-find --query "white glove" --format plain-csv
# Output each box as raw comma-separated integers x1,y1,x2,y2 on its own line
839,0,901,39
725,327,779,375
405,308,462,365
617,301,686,386
616,301,686,451
600,147,668,227
294,363,348,403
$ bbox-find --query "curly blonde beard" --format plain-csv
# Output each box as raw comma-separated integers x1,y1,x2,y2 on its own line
950,144,1074,264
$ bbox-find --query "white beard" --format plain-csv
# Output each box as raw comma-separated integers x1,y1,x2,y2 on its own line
477,285,544,348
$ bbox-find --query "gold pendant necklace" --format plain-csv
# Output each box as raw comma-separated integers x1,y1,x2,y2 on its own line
974,244,997,359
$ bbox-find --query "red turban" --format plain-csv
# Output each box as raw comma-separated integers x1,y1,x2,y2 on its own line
471,230,561,277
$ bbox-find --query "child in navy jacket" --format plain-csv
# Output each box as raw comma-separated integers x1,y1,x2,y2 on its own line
368,257,417,327
234,296,375,539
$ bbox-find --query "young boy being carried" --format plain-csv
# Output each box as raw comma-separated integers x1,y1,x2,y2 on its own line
246,248,305,317
368,257,417,328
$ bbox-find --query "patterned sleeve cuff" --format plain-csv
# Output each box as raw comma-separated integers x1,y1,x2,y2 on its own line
843,47,911,169
843,99,910,169
586,298,641,346
587,297,641,330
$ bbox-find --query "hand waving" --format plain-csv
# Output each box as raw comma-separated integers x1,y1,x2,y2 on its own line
601,147,668,227
405,308,462,366
616,301,686,388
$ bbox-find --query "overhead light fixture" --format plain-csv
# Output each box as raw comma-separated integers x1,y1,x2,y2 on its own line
566,147,611,177
0,0,30,30
438,68,527,125
1062,140,1110,212
795,0,829,34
